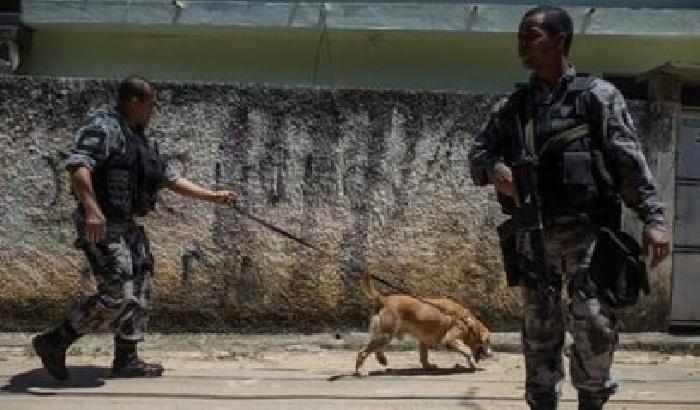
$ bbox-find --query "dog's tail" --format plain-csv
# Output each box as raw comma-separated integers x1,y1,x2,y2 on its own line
360,272,384,306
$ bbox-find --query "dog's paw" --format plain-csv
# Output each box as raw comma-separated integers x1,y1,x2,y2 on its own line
353,370,368,378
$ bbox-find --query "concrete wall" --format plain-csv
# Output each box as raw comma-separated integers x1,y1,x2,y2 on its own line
0,76,671,332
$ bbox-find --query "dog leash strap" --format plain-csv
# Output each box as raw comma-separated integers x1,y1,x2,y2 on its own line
369,274,472,328
226,208,471,327
370,274,445,312
369,274,415,295
231,204,322,251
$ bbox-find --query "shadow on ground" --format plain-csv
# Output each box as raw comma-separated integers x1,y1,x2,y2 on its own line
1,366,109,394
327,365,483,381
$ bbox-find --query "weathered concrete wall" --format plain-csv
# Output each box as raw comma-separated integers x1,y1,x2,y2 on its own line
0,76,668,332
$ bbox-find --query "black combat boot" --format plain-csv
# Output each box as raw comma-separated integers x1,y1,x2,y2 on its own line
527,393,559,410
528,401,558,410
32,321,81,381
578,391,608,410
111,337,164,377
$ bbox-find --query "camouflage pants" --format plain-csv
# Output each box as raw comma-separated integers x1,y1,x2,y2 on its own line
68,214,153,342
517,223,619,407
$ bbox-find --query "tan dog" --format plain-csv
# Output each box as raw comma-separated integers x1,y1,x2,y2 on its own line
355,273,492,374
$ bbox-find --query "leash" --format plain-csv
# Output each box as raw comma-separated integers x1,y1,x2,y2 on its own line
230,204,473,328
230,207,424,299
229,207,419,299
368,274,471,328
367,273,416,297
230,205,411,294
230,204,322,252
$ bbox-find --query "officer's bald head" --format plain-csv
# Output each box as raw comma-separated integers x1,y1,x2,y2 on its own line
522,6,573,55
117,75,157,127
117,75,154,109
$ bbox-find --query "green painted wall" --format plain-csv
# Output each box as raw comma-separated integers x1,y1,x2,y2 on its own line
19,25,700,92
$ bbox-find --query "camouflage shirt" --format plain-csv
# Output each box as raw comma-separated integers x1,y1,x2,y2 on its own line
469,65,665,228
65,108,181,183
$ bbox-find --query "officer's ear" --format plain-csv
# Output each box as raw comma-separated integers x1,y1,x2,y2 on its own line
128,96,145,109
552,32,568,55
120,96,137,109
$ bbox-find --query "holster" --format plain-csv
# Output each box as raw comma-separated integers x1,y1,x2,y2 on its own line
589,227,649,307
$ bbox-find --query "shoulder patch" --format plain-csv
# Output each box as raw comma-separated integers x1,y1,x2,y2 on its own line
75,128,106,152
83,111,127,155
571,75,594,91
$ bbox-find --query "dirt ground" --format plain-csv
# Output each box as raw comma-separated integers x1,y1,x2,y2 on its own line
2,343,700,409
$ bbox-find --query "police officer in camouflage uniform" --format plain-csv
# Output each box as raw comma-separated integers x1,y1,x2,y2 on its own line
33,75,236,380
468,7,670,410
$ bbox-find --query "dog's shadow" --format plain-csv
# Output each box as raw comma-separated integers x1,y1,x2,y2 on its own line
1,366,109,394
327,365,484,382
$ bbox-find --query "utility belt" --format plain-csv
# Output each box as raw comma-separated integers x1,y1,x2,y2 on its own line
76,203,140,221
542,215,588,228
542,205,621,231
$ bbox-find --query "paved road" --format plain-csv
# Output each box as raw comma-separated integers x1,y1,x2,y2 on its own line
2,346,700,409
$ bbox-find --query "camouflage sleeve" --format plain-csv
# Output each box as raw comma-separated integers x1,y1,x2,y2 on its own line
592,81,666,228
64,124,109,172
468,97,509,186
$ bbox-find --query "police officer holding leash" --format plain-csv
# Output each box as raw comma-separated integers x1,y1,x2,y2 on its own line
33,76,236,380
469,6,670,410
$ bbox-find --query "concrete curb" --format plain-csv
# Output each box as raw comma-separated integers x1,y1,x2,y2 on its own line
1,332,699,358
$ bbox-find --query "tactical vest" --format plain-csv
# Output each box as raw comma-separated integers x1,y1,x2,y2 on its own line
92,121,165,218
508,75,621,227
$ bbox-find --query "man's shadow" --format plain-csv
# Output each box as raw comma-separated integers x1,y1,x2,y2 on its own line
1,367,109,394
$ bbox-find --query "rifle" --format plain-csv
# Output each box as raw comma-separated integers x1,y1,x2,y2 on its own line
497,114,554,306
